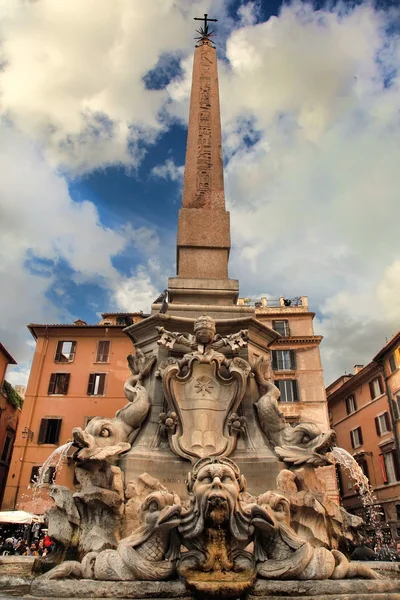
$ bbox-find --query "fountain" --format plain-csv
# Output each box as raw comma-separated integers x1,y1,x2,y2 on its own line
331,447,388,553
23,315,400,600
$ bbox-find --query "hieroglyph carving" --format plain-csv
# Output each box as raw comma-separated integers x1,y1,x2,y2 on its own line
196,44,213,205
157,316,251,460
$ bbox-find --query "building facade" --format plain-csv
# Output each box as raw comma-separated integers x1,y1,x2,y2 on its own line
240,296,337,501
2,313,145,513
0,342,22,508
326,330,400,543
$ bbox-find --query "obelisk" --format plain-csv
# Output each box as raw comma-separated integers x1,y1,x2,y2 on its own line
164,17,252,318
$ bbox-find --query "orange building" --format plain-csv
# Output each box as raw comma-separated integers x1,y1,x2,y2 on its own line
2,312,145,513
326,330,400,543
0,342,22,507
241,295,337,501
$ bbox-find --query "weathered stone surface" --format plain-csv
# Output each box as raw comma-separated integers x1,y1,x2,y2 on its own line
28,576,400,599
251,578,400,597
30,578,188,598
0,556,35,577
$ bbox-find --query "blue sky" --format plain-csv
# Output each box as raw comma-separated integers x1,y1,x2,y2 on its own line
1,0,400,385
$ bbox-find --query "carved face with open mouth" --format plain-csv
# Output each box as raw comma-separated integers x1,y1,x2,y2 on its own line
193,462,241,523
277,425,337,466
72,417,131,460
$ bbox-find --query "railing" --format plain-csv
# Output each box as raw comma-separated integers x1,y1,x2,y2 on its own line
238,296,307,308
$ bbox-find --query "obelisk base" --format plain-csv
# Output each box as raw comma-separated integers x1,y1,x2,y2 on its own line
151,277,254,319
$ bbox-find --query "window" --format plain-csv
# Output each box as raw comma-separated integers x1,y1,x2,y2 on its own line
275,379,299,402
48,373,70,395
369,377,383,400
383,451,400,484
272,320,290,336
345,395,357,415
87,373,106,396
272,350,296,371
96,341,110,363
393,395,400,420
1,431,14,464
38,418,62,444
396,505,400,520
375,412,392,436
358,460,369,480
116,316,133,326
30,466,56,484
54,341,76,363
350,426,363,448
389,354,397,374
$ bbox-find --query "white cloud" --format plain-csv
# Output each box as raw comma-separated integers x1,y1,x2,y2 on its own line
0,0,222,173
214,2,400,383
0,124,159,382
151,158,184,182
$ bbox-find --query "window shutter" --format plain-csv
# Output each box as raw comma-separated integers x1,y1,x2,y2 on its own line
378,378,384,394
292,380,299,402
369,381,374,399
87,374,95,395
379,454,388,483
97,374,106,395
38,419,48,444
272,352,278,370
55,342,62,362
375,417,380,436
384,412,392,432
53,420,61,445
346,397,350,414
358,427,363,445
48,374,56,394
62,373,70,394
350,430,355,449
290,351,296,370
70,341,77,359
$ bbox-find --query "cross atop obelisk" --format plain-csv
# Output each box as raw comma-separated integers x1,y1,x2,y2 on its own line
153,14,251,318
162,18,251,318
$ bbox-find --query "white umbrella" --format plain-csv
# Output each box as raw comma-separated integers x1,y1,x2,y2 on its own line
0,510,43,524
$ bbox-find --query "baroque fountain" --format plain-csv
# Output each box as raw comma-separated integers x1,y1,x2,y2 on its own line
18,15,399,600
30,315,387,598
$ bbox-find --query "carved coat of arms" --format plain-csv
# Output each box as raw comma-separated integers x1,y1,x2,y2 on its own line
157,316,251,461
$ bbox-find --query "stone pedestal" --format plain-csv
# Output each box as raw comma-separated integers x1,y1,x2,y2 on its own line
122,314,280,498
29,576,400,599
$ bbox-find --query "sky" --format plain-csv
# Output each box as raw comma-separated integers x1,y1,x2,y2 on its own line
1,0,400,387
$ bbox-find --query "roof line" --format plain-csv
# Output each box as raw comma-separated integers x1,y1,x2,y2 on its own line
0,342,17,365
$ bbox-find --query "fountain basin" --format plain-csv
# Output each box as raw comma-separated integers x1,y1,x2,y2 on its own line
26,576,400,599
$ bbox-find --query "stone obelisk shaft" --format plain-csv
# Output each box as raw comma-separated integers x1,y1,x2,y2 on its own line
168,40,240,314
177,41,229,278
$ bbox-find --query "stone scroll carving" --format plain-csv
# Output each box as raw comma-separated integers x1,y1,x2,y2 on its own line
156,316,251,461
253,356,336,466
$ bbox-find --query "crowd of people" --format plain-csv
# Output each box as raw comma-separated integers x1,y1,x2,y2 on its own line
0,533,54,556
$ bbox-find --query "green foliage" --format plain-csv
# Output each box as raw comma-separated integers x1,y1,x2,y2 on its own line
2,380,24,409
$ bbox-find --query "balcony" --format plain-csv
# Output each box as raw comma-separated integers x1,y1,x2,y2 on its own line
237,296,308,310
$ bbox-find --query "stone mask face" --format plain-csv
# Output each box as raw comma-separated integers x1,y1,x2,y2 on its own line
193,463,240,521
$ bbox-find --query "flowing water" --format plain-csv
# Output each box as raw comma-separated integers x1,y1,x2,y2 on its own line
35,442,73,486
331,447,388,552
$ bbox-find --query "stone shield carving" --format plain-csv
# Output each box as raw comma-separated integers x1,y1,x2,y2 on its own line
160,356,250,461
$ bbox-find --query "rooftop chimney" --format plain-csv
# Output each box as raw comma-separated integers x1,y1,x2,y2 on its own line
354,364,364,375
